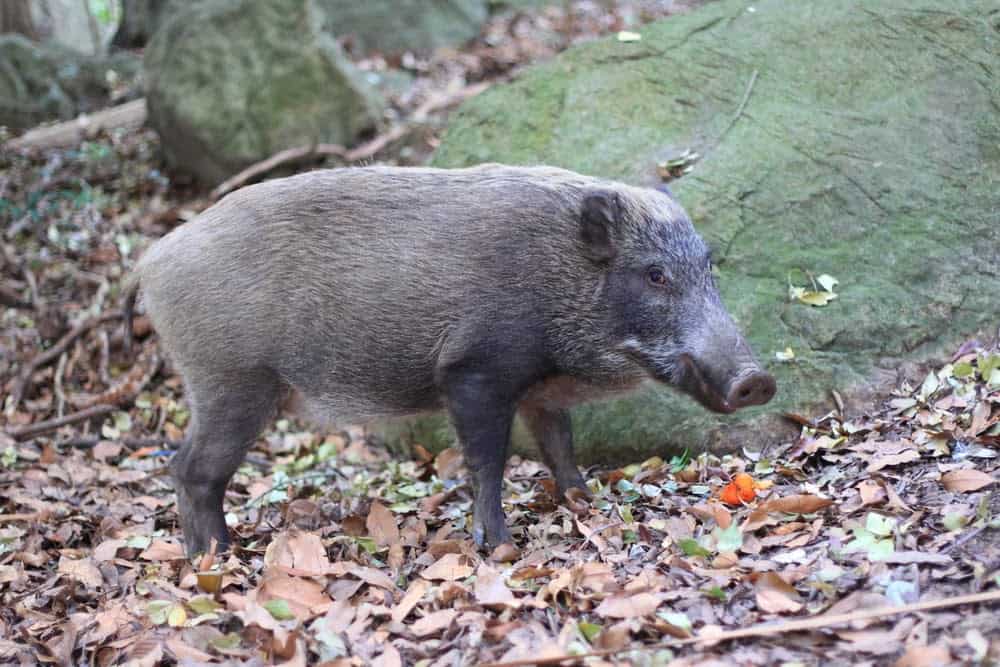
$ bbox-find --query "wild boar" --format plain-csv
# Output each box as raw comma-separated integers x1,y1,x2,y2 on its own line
124,164,776,556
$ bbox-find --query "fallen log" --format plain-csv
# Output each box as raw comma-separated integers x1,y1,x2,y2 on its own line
3,98,147,151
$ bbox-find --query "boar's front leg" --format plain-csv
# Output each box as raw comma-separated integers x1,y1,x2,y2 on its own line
442,369,516,549
519,403,588,500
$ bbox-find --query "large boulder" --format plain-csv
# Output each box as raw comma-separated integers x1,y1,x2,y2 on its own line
0,34,139,131
317,0,488,55
144,0,383,186
384,0,1000,465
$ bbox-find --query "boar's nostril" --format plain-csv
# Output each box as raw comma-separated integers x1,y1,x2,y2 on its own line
727,371,777,409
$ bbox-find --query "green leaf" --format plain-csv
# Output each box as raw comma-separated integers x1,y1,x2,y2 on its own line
978,353,1000,379
865,513,897,537
146,600,171,625
263,599,296,621
845,527,894,561
713,524,743,553
188,596,222,615
657,611,693,631
703,586,727,601
621,463,642,479
942,513,970,532
618,504,634,524
678,538,711,557
953,361,974,378
578,621,602,642
355,537,378,554
209,633,242,651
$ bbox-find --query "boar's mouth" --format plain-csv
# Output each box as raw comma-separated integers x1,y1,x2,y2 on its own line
671,354,777,415
674,354,737,414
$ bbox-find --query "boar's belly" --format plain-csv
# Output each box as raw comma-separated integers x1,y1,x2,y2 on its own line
522,375,646,410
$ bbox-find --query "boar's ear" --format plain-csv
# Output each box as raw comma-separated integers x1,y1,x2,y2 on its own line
580,190,621,263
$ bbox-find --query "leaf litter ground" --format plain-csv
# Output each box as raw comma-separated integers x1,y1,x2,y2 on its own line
2,3,999,666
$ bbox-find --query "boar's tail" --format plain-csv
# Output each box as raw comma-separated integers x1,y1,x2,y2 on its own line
122,275,140,355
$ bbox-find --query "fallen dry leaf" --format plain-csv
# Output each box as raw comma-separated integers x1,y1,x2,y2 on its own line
762,494,835,515
57,556,102,588
475,563,517,607
594,593,661,618
391,579,429,624
411,609,458,637
755,572,803,614
421,553,474,582
366,501,400,547
940,469,994,492
138,540,185,561
265,531,331,576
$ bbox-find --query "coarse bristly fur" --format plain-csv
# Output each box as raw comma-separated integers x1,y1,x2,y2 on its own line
126,164,775,555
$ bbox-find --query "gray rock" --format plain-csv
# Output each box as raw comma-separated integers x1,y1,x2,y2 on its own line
316,0,488,55
0,34,139,130
144,0,383,185
386,0,1000,465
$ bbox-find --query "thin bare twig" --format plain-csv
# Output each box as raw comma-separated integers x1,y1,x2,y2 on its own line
4,405,115,440
478,590,1000,667
53,352,68,418
7,310,123,411
714,68,758,147
44,435,182,450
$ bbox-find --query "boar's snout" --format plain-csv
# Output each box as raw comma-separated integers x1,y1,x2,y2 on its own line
727,368,777,410
677,354,776,414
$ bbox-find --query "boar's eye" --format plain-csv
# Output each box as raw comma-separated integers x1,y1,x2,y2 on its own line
647,266,668,287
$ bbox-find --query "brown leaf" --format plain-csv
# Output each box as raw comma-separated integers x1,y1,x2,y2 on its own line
754,572,802,614
92,539,127,562
366,501,400,547
490,542,520,562
474,563,517,607
138,539,185,561
165,638,213,662
391,579,429,624
594,592,660,618
941,469,994,492
57,556,102,588
411,608,458,637
421,553,473,581
371,643,402,667
264,531,331,576
434,447,463,479
893,643,951,667
857,479,886,506
762,495,834,515
347,565,397,591
867,449,921,472
594,621,632,650
969,400,992,436
258,570,331,621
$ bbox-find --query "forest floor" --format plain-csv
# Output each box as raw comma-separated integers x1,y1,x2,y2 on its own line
1,2,999,665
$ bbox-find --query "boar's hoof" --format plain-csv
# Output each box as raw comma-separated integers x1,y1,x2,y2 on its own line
555,472,589,501
174,483,231,558
472,511,513,550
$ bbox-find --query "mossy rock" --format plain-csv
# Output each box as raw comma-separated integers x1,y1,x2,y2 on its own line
144,0,383,186
317,0,488,55
381,0,1000,465
0,34,139,131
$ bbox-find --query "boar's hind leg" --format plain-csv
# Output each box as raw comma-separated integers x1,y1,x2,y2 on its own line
171,368,281,557
442,371,516,549
519,403,588,500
